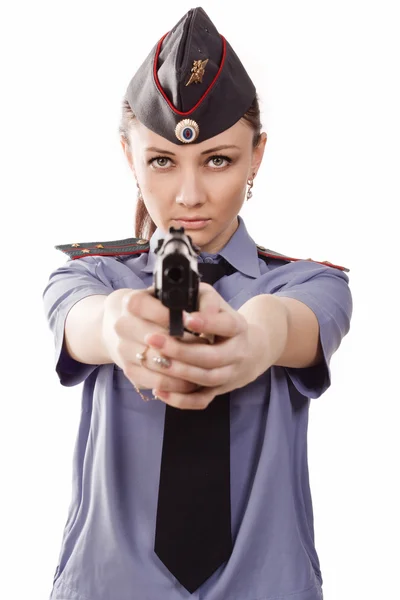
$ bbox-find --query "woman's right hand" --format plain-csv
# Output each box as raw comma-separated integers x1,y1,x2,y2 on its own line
101,287,202,395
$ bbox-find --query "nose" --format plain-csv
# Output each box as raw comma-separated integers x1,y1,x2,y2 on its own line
175,171,206,207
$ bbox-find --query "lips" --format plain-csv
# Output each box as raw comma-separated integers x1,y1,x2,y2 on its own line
174,217,209,221
173,218,211,229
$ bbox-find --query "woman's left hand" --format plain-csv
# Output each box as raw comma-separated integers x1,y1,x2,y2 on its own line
144,282,273,409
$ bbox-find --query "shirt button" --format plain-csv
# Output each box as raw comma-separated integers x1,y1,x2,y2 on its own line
204,256,214,263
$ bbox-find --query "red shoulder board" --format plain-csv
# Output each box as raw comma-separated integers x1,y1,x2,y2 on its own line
256,245,350,273
55,237,150,260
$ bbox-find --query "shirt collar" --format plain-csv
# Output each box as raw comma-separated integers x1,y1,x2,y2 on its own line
141,215,262,278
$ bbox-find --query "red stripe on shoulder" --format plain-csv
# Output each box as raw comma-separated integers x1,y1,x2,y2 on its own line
256,247,350,273
55,238,150,260
72,248,149,260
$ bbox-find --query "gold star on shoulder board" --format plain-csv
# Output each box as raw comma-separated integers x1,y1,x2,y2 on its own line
81,248,90,254
185,58,209,86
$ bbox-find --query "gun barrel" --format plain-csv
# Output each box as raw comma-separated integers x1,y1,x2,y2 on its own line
154,227,200,337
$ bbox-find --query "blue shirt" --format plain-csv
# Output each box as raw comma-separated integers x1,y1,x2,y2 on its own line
43,215,352,600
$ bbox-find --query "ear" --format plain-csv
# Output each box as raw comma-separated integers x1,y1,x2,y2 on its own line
120,136,135,174
250,132,267,178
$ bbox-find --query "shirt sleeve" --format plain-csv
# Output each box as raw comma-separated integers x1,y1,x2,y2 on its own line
42,256,115,387
272,261,353,399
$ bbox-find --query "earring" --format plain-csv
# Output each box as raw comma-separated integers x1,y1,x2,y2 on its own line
246,173,255,201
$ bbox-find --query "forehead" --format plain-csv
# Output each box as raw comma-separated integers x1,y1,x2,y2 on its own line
129,118,253,153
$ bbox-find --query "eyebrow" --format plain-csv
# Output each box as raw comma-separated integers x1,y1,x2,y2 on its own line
144,144,241,156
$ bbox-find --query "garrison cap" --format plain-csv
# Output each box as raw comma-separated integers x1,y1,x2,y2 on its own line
125,6,256,145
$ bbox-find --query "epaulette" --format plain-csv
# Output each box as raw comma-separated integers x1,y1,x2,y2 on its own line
55,237,150,260
256,245,350,273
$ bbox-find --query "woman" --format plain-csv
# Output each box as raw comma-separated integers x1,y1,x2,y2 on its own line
43,7,352,600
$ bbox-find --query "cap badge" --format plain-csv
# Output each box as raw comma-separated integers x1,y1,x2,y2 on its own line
185,58,209,86
175,119,200,143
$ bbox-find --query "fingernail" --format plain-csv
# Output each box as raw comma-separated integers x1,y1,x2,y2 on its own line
144,333,166,348
184,312,204,327
154,389,169,400
152,356,171,368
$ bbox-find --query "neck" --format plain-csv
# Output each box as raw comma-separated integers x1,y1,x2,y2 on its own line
197,217,239,254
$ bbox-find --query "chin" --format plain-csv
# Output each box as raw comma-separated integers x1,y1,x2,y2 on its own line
183,228,209,240
181,229,211,251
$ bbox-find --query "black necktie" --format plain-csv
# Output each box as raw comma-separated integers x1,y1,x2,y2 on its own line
154,259,234,594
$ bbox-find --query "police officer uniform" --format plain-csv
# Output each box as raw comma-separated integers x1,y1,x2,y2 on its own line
43,7,352,600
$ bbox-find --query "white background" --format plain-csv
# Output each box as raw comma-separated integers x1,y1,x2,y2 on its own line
1,1,399,599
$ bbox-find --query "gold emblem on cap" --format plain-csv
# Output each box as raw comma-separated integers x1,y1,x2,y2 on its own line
175,119,200,144
185,58,209,86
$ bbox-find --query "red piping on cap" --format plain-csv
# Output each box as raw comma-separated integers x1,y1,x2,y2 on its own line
153,32,227,116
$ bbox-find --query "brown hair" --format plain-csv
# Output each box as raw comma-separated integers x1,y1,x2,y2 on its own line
119,94,262,241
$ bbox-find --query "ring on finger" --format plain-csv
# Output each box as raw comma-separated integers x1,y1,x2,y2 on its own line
136,344,150,365
199,332,215,344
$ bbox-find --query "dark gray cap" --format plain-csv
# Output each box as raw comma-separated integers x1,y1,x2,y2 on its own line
126,6,256,145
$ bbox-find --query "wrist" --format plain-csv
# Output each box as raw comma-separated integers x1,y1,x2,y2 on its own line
101,288,135,360
239,294,289,367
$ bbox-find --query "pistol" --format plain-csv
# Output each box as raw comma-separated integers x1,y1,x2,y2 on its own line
153,226,201,337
